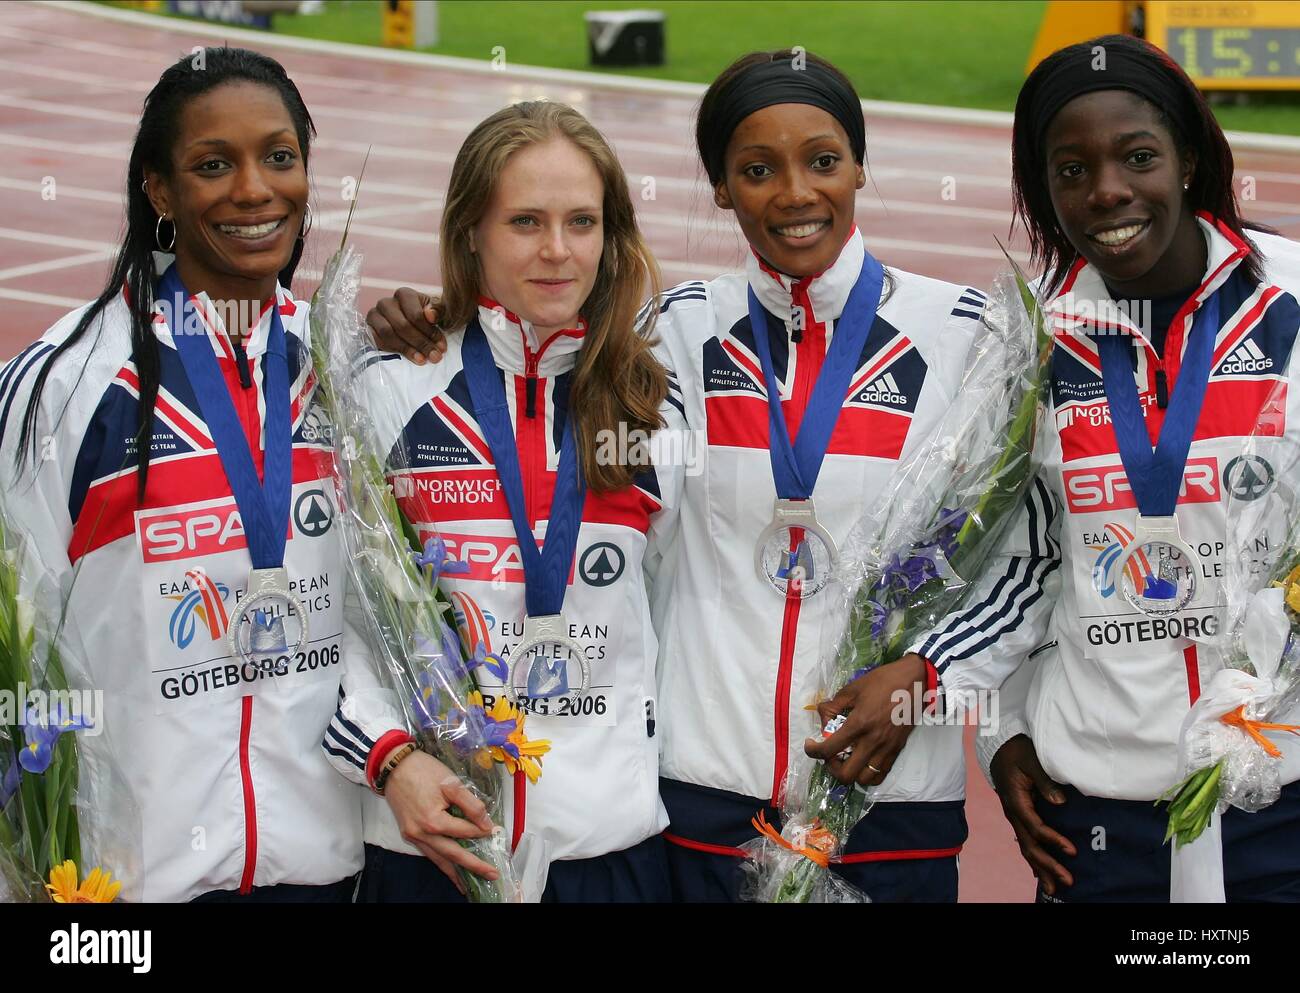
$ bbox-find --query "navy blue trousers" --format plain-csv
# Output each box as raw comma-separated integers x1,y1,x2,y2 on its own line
192,876,357,903
1034,781,1300,902
358,834,672,903
660,778,965,902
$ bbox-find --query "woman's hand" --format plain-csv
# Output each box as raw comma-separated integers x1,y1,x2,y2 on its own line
383,750,499,894
803,653,928,787
989,733,1076,896
366,287,447,365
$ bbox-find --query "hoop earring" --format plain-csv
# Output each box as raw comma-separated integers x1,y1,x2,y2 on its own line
299,204,312,240
155,214,176,252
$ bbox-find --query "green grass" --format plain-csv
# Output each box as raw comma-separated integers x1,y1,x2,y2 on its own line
123,0,1300,135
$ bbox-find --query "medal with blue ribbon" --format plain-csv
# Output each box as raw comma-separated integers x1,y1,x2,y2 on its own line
461,318,590,708
160,265,308,669
1097,293,1220,617
747,251,885,597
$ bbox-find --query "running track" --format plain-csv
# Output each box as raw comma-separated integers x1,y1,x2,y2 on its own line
5,0,1300,903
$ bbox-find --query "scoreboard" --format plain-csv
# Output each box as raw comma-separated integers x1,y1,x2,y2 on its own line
1144,2,1300,89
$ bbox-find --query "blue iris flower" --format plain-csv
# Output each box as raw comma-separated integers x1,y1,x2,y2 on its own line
866,600,889,639
468,641,509,682
932,507,969,559
412,537,470,586
18,704,93,775
0,759,19,808
882,548,941,599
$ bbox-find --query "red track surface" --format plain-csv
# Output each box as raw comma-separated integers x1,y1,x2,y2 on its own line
5,1,1300,902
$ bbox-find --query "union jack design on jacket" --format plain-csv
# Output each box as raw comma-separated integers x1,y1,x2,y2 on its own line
0,266,367,902
324,299,684,864
648,229,985,858
914,215,1300,801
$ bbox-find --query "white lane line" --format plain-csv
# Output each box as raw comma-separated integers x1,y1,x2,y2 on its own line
0,286,84,307
0,249,112,282
0,225,113,251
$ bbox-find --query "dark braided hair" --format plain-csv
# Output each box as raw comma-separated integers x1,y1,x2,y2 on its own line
16,46,316,500
1012,34,1261,295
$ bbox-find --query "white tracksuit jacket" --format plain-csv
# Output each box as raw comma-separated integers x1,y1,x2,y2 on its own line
649,229,986,821
323,301,682,863
913,216,1300,801
0,273,366,902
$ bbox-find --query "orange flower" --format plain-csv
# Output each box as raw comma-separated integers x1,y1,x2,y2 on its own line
46,861,121,903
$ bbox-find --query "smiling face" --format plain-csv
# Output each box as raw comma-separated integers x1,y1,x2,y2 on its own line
146,80,308,306
715,103,865,279
472,137,604,337
1044,89,1204,297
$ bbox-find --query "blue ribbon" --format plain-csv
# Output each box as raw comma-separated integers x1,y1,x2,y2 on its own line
746,251,885,499
161,265,291,571
1097,294,1220,517
460,318,586,618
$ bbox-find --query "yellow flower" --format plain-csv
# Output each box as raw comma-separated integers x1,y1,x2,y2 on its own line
45,860,121,903
481,695,551,784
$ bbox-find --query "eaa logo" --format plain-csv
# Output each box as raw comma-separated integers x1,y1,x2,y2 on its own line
1088,523,1137,599
165,568,231,648
1063,456,1220,513
450,590,495,651
1223,455,1274,502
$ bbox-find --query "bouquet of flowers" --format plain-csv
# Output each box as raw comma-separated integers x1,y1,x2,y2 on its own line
742,266,1053,902
0,499,137,902
1163,394,1300,898
309,232,550,902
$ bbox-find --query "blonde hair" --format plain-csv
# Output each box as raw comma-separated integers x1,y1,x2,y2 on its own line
440,101,667,492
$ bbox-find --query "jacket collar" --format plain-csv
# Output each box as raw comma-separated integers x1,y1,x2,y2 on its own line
474,296,586,377
149,254,296,362
1047,213,1250,371
746,226,866,334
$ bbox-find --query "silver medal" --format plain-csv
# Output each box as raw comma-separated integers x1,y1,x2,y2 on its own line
755,498,838,598
506,613,591,709
227,567,309,666
1113,514,1200,616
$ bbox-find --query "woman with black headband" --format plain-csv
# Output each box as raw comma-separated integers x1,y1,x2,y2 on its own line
833,33,1300,902
644,49,991,902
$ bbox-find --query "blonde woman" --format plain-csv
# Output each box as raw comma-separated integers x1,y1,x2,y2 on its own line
327,102,684,902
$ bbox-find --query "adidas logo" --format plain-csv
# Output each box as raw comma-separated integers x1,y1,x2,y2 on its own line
858,372,909,406
1221,339,1273,374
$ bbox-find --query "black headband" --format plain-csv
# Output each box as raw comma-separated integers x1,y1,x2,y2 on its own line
1024,38,1196,153
700,57,865,185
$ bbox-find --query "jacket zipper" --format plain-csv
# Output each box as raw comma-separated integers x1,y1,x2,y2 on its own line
513,351,544,851
230,339,260,894
237,695,258,893
770,280,825,803
771,538,804,803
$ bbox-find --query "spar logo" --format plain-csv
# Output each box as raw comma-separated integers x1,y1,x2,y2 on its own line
137,500,291,564
1223,454,1275,502
1062,456,1220,513
430,532,578,584
165,568,231,648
